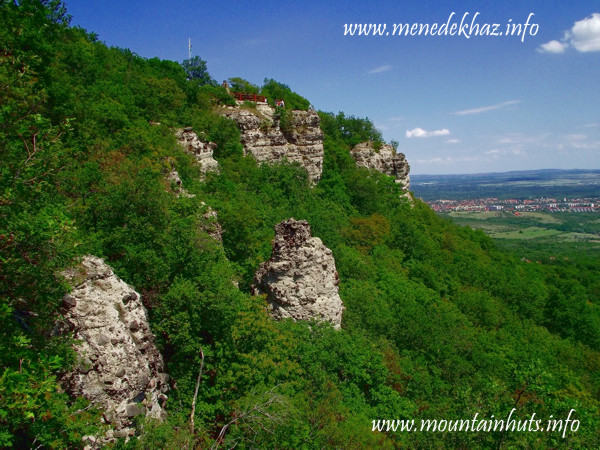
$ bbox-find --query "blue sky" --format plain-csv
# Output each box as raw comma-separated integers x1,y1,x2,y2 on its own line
65,0,600,174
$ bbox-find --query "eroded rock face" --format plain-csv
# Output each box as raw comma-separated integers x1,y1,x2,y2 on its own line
167,169,183,188
166,168,195,198
351,141,411,191
200,201,223,242
253,219,343,329
176,127,219,177
220,106,324,183
59,256,168,436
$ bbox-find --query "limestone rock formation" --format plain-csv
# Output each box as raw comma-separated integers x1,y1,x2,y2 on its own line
176,127,219,177
59,256,168,438
253,219,343,329
200,201,223,242
165,167,196,198
220,105,324,182
350,141,411,191
167,168,183,189
163,168,222,241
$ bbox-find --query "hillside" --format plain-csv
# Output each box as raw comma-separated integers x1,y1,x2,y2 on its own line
1,2,600,448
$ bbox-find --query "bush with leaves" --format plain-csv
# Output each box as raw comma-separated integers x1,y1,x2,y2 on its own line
261,78,310,110
181,56,215,86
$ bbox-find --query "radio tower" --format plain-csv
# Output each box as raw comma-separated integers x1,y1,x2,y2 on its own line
188,38,192,59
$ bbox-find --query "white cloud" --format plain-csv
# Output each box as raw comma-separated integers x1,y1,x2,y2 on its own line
570,13,600,52
537,40,567,54
560,133,600,150
495,132,550,146
538,13,600,53
569,141,600,150
415,157,445,164
405,127,450,138
496,136,532,145
453,100,520,115
485,148,524,156
368,65,392,74
445,139,460,144
415,156,479,164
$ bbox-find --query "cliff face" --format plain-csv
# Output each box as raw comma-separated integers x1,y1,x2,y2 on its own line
176,127,219,177
59,256,168,439
351,141,410,191
220,105,324,182
253,219,344,329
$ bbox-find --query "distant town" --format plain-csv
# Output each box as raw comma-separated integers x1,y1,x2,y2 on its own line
426,197,600,213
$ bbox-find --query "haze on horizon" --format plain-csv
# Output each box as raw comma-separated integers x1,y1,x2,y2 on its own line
66,0,600,175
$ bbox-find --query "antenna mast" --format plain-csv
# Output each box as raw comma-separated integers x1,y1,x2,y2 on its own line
188,38,191,59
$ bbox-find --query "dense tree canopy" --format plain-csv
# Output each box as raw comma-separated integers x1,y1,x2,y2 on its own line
182,55,215,86
228,76,259,94
261,78,311,110
1,1,599,448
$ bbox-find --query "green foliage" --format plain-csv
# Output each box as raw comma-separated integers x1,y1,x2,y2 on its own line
0,304,101,447
194,84,236,108
137,77,186,123
344,213,391,254
261,78,310,110
190,111,243,159
276,106,294,138
319,111,384,149
181,55,215,85
2,1,600,447
228,76,259,94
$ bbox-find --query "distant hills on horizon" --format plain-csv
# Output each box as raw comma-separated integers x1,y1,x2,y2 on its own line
411,168,600,178
411,169,600,201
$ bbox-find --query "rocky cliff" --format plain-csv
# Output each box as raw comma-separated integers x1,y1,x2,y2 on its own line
176,127,219,177
350,141,410,191
253,219,343,329
220,105,324,182
59,256,168,440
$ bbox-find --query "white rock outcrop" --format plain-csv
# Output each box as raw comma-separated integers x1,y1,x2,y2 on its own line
253,219,343,329
220,106,324,183
200,201,223,242
167,168,183,189
59,256,168,438
350,141,410,191
176,127,219,177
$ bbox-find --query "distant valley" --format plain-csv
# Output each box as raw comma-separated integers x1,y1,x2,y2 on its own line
411,169,600,260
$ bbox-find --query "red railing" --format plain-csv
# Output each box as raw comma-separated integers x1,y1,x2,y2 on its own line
232,92,267,103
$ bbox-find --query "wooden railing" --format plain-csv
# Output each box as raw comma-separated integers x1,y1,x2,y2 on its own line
232,92,267,103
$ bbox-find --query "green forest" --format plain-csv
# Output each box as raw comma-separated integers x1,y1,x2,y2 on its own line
1,1,600,448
